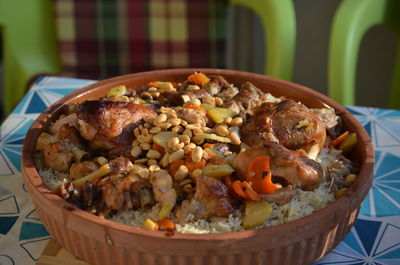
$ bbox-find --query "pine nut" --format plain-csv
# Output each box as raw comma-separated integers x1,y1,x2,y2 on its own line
228,131,241,145
202,96,215,105
142,128,149,136
174,165,189,181
224,116,232,124
193,128,203,136
230,117,243,127
145,134,153,143
131,146,142,157
161,153,170,167
140,142,152,150
215,125,229,136
149,164,161,172
178,135,190,144
155,113,167,124
131,139,139,146
148,86,158,92
168,118,181,126
138,168,150,179
171,126,184,134
192,169,203,177
184,143,196,154
187,84,200,90
169,150,185,163
134,158,148,164
158,122,172,130
147,159,158,166
191,146,203,163
131,164,146,174
134,128,141,137
147,149,161,159
137,135,146,143
183,128,193,137
215,97,223,106
167,137,180,150
150,126,161,134
179,179,193,186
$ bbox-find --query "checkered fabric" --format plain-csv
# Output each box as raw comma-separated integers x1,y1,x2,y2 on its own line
54,0,228,80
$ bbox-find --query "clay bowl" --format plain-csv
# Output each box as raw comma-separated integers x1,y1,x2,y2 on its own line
22,69,374,265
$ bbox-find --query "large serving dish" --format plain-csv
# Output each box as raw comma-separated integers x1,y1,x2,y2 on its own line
22,69,374,265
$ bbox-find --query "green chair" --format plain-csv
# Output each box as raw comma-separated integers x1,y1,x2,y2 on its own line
230,0,296,81
0,0,296,115
328,0,400,109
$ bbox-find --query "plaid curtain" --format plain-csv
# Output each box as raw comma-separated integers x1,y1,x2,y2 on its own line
54,0,228,80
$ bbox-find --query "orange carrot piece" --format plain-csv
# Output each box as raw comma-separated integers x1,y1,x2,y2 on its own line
242,181,261,201
231,180,247,199
152,143,165,155
186,104,206,113
331,131,349,147
224,175,233,189
147,81,160,87
203,143,215,149
188,73,210,85
185,158,206,172
91,176,102,186
246,156,277,194
158,218,176,231
169,160,186,177
205,149,223,164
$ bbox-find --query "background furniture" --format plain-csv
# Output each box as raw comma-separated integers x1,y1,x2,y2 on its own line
0,0,296,115
328,0,400,109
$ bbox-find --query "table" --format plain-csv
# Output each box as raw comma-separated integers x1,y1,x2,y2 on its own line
1,76,399,265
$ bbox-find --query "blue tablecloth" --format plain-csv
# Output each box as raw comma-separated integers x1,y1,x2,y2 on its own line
1,76,399,265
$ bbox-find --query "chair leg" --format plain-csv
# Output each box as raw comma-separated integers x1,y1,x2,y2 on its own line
328,0,387,106
389,41,400,109
229,0,296,80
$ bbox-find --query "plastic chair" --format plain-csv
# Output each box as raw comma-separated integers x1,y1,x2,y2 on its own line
0,0,61,114
328,0,400,109
230,0,296,81
0,0,296,115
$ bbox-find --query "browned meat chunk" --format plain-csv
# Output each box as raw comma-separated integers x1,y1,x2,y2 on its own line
201,75,236,99
43,139,76,172
176,175,234,222
59,124,83,146
241,99,326,152
233,142,323,191
109,156,134,175
69,161,99,180
224,82,266,113
76,100,156,140
101,174,151,211
176,108,207,127
260,187,297,205
158,89,209,106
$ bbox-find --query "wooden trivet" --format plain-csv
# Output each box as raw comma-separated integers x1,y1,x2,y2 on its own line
36,239,90,265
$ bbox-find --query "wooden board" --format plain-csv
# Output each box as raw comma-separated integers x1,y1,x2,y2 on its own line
36,239,90,265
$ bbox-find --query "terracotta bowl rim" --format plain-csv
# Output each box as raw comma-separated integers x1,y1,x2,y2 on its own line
22,68,374,241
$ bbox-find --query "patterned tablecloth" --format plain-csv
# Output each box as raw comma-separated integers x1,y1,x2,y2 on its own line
1,76,399,265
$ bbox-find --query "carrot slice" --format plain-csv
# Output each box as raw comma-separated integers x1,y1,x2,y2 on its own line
331,131,349,147
224,175,234,189
246,156,277,194
158,218,176,231
147,81,160,87
188,73,210,85
185,158,206,172
242,181,261,201
169,160,185,177
231,180,247,199
203,143,215,149
152,143,165,156
186,104,206,113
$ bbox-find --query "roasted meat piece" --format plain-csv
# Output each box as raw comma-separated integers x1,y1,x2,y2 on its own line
224,82,266,113
76,100,156,141
69,161,99,180
260,187,297,205
158,89,209,106
101,174,151,211
43,138,76,172
176,175,234,222
241,99,326,152
233,142,323,191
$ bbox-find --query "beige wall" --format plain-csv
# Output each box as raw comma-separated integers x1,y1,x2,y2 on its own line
228,0,397,108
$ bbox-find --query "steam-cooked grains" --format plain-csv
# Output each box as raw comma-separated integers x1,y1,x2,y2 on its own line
36,72,358,234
